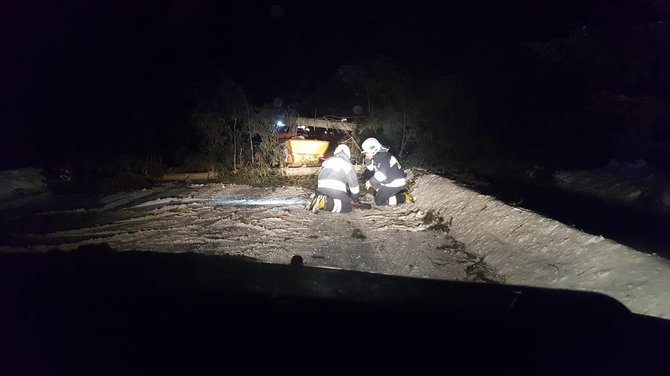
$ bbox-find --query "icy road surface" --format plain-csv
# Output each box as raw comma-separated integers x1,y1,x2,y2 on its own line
1,179,500,284
2,170,670,319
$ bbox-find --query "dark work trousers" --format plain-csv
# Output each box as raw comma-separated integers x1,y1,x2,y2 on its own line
317,187,354,213
324,196,353,213
374,186,406,206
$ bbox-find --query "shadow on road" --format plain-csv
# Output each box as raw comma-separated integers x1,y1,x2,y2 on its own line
2,244,669,375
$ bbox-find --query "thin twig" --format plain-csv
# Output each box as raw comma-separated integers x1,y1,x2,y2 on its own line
510,223,524,235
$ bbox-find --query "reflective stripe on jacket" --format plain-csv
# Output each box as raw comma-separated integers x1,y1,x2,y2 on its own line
366,152,406,189
317,154,360,201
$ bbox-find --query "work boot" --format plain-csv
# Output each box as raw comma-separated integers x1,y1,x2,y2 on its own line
404,192,415,203
306,193,317,211
312,195,327,214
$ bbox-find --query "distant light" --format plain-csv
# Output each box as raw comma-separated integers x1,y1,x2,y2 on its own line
277,121,285,127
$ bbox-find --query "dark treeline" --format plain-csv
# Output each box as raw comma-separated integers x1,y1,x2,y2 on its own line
302,21,670,174
3,0,670,187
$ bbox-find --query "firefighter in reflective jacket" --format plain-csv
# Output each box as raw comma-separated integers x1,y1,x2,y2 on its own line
307,144,360,213
360,138,413,206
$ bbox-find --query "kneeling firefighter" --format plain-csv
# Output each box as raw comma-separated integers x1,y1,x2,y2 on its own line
307,144,361,213
360,137,413,206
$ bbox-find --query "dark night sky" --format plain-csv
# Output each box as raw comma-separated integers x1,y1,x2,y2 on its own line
2,0,670,169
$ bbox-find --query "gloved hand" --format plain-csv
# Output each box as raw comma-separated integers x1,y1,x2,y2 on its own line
365,181,372,190
363,157,372,166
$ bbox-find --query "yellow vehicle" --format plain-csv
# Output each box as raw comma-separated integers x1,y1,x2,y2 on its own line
278,117,358,175
283,138,330,167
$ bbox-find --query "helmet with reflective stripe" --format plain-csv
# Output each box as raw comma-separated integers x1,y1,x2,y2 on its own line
361,138,384,156
334,144,351,159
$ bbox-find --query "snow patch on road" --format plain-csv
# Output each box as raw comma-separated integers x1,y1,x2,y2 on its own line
412,172,670,319
2,171,670,319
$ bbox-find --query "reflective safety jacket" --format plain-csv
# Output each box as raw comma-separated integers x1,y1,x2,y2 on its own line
363,151,406,190
317,154,360,201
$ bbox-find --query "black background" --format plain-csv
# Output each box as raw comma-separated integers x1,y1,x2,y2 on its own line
3,0,670,169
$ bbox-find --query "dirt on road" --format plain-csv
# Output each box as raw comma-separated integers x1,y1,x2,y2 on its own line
1,175,502,284
3,168,670,320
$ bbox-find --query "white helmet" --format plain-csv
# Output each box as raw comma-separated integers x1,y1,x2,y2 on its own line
361,138,386,156
333,144,351,159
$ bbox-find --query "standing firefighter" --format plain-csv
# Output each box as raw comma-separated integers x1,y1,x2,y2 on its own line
307,144,360,213
361,137,414,206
